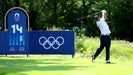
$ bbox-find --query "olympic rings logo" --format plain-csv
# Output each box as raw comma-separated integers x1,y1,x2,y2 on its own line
39,36,64,49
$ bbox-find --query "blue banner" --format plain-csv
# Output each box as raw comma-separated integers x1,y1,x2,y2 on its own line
0,31,75,55
0,32,8,54
29,31,74,55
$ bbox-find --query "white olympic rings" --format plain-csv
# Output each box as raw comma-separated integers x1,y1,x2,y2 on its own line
39,36,64,49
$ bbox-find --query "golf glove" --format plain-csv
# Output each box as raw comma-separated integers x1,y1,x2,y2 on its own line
102,10,106,13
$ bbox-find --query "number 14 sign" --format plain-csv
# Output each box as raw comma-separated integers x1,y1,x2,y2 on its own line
5,7,29,54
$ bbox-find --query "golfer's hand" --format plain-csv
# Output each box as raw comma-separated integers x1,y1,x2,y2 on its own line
101,10,106,13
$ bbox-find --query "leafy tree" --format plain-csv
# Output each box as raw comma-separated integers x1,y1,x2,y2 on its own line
0,0,2,29
0,0,133,41
110,0,133,41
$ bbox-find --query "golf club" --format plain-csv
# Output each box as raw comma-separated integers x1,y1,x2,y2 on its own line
77,11,101,20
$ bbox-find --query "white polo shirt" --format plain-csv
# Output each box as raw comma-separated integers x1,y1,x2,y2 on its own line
96,17,111,35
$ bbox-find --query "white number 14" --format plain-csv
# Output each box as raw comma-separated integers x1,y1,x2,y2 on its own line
11,24,23,33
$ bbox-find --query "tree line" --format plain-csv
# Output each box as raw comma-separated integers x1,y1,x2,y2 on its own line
0,0,133,42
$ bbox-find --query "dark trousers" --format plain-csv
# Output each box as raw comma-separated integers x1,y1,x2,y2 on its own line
94,35,111,61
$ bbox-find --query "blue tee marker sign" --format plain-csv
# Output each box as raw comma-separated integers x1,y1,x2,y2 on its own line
0,7,74,57
7,8,28,54
2,7,29,54
8,10,26,46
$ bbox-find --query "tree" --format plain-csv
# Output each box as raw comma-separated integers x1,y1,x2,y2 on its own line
1,0,133,41
54,0,58,26
15,0,19,7
110,0,133,41
82,0,88,25
0,0,2,30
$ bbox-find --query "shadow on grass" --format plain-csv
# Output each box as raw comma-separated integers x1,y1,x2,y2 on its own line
104,62,116,64
0,58,92,74
95,61,117,64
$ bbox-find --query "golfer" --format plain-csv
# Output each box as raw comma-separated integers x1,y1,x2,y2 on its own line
92,10,111,63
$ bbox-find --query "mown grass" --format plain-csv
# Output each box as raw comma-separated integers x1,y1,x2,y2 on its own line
0,37,133,75
0,56,132,75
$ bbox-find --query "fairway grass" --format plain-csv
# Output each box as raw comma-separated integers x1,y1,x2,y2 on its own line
0,55,132,75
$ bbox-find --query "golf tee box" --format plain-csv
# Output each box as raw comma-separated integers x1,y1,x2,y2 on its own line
0,7,75,57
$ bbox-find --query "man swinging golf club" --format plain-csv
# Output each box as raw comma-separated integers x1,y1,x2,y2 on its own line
92,10,111,63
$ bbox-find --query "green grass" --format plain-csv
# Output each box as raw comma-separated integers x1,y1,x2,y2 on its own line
0,37,133,75
0,55,133,75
